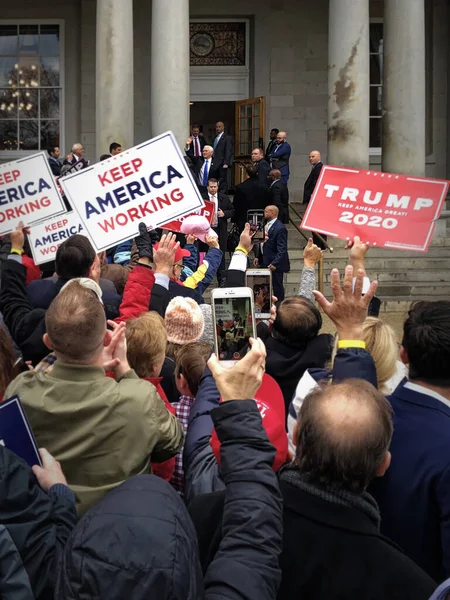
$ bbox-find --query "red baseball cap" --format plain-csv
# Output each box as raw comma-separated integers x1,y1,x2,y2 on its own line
210,373,288,472
153,243,191,264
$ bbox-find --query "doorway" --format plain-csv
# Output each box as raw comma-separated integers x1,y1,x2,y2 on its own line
189,101,235,146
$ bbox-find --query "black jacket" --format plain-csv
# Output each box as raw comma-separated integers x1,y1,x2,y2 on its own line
269,180,289,224
0,447,77,600
212,133,233,167
255,159,270,186
265,140,277,162
278,478,436,599
186,135,207,161
258,322,333,415
201,191,235,253
56,400,283,600
303,161,323,204
261,219,290,273
193,157,221,189
233,177,270,230
48,157,62,177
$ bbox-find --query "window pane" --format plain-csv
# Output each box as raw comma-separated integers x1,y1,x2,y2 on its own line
40,88,59,118
40,25,60,56
370,117,382,148
19,25,39,55
253,103,260,117
0,25,18,55
0,120,18,150
19,88,38,118
40,120,59,149
370,23,383,54
41,56,59,86
370,86,382,117
19,120,39,150
0,57,18,86
17,57,39,88
0,89,17,118
253,116,260,130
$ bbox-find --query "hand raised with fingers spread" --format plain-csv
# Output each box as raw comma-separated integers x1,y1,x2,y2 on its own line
153,232,179,277
313,265,378,340
208,337,267,401
303,238,323,268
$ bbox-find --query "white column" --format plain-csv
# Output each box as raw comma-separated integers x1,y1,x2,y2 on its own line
328,0,370,168
96,0,134,158
151,0,190,150
382,0,426,176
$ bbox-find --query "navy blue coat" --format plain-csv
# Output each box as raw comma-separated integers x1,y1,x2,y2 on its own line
370,380,450,582
262,219,290,273
269,142,291,184
56,400,283,600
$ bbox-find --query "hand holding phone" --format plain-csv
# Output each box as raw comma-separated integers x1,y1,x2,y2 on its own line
208,337,266,401
246,269,273,319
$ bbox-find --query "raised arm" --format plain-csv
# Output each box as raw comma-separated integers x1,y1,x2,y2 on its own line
298,238,323,302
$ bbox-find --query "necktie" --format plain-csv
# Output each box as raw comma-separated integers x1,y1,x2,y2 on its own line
214,135,219,150
194,137,200,157
202,160,209,186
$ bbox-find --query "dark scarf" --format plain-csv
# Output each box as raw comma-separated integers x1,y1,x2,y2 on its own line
280,467,381,529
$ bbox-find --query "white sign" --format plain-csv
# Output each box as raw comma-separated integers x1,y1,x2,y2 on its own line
28,211,85,265
60,131,205,252
0,152,66,235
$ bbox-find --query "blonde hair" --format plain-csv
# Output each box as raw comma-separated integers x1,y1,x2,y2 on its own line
126,312,167,378
333,317,398,393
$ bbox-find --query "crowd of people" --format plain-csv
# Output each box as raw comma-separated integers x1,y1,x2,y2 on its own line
0,127,447,599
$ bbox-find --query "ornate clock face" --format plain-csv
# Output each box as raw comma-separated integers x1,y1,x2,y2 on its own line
190,32,215,57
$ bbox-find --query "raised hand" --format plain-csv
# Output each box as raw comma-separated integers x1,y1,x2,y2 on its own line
303,238,323,268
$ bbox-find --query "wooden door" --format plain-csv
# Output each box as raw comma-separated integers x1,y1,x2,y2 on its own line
234,97,265,185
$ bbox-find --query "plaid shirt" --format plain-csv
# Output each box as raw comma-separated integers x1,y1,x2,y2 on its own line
170,395,195,494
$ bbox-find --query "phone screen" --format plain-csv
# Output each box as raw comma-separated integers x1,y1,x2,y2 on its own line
213,296,254,362
246,274,272,318
248,210,265,241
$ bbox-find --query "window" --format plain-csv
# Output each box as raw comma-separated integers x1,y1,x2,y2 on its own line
370,22,383,150
0,23,62,154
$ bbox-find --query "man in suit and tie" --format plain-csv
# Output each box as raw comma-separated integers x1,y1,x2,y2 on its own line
47,145,62,177
265,128,279,162
303,150,326,249
63,143,86,166
193,145,220,195
185,124,207,168
268,131,292,185
251,147,270,186
233,166,270,232
201,178,234,284
268,169,289,224
213,121,233,193
254,205,290,301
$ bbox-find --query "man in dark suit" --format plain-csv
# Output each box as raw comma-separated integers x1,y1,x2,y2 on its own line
268,169,289,224
268,131,291,185
63,142,86,166
185,124,207,168
368,301,450,582
233,166,270,232
47,145,62,177
201,178,234,284
213,121,233,193
251,148,270,186
278,379,435,600
303,150,326,248
255,205,290,301
265,128,279,162
193,145,221,196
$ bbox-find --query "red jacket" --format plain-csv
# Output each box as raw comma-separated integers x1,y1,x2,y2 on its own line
115,264,155,323
22,255,41,285
146,377,176,483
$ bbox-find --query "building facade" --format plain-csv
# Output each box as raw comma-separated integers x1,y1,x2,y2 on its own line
0,0,448,207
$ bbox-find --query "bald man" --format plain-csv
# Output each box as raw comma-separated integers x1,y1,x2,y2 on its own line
268,131,292,185
278,380,435,600
303,150,323,205
213,121,233,193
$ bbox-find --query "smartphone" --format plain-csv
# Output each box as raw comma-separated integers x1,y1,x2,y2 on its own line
245,269,272,319
247,209,265,241
211,287,257,369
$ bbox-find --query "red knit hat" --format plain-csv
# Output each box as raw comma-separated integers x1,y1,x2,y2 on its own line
210,373,288,472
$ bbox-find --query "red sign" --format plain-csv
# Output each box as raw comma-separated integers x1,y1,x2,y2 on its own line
301,165,449,252
161,200,214,233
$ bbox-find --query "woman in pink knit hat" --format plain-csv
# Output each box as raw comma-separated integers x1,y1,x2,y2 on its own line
165,296,205,360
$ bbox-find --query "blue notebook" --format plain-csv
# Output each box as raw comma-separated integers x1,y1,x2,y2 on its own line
0,395,42,467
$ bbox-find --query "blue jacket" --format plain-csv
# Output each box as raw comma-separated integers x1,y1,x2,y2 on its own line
370,380,450,582
269,141,291,183
184,348,376,505
56,400,283,600
262,219,290,273
181,245,223,297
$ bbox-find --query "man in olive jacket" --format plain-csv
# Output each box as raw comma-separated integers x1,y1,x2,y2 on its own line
5,278,183,516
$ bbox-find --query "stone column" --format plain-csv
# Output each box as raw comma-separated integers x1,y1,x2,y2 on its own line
151,0,190,150
96,0,134,157
328,0,370,168
382,0,426,176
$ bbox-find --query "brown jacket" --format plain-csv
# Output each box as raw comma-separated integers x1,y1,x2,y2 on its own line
5,363,183,515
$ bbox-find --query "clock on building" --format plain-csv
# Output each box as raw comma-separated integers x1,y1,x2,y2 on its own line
190,32,215,58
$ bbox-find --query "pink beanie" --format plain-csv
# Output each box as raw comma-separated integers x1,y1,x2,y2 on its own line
165,296,205,345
